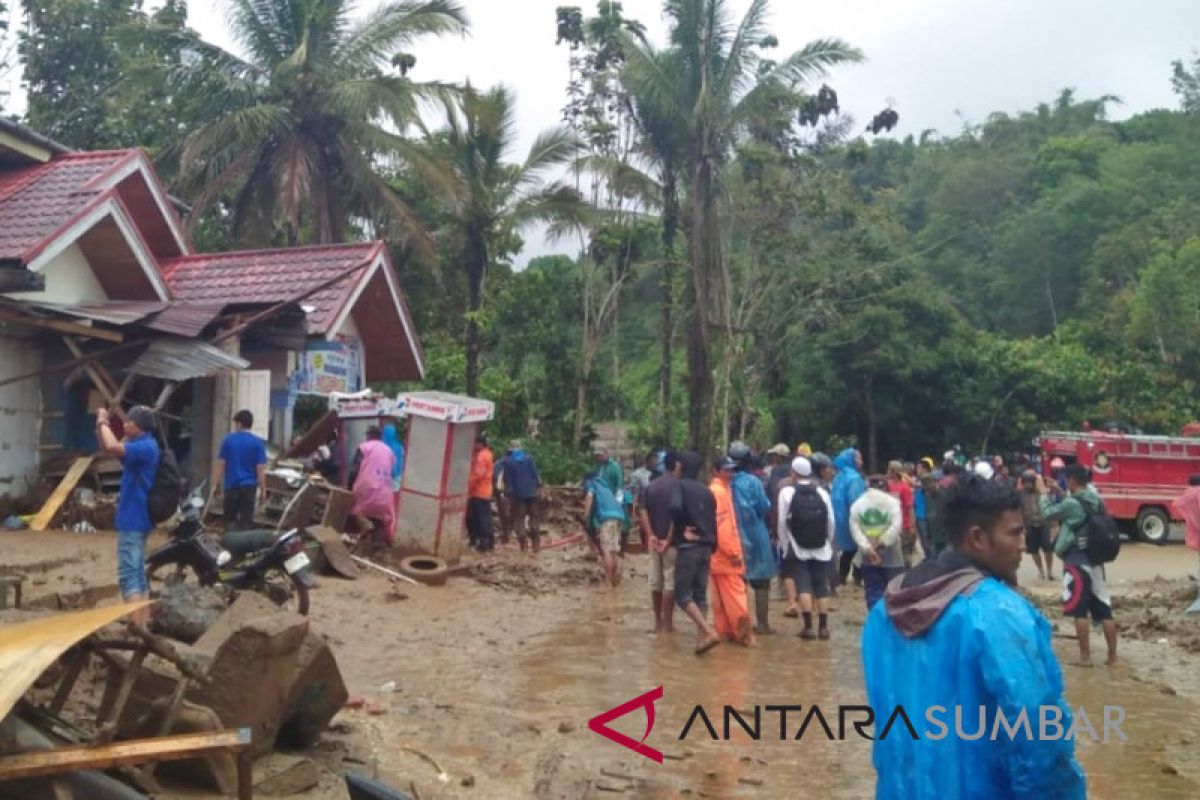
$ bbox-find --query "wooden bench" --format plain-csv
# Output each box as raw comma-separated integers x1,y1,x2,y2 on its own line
0,727,254,799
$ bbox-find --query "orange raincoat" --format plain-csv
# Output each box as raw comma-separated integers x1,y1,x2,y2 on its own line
709,477,753,644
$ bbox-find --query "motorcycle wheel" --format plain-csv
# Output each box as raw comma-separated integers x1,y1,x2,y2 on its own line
259,567,311,616
144,553,198,590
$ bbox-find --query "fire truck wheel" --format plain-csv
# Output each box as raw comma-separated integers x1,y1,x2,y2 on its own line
1135,507,1170,544
398,555,449,586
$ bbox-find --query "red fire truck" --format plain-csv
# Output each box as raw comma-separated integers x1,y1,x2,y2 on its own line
1036,429,1200,543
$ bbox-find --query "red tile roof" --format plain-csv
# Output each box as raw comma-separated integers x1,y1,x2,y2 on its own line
162,241,424,381
160,242,383,335
0,150,135,262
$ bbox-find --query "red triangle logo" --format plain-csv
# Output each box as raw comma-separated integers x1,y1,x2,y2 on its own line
587,686,664,763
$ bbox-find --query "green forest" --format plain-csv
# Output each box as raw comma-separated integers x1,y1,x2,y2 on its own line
9,0,1200,477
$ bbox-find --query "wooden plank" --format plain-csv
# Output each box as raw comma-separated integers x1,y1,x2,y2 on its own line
29,457,94,532
0,310,124,343
0,728,252,782
62,337,124,424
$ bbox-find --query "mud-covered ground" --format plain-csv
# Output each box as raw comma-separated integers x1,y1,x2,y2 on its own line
3,530,1200,799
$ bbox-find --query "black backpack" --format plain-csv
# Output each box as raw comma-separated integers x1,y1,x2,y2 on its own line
1080,501,1121,565
788,483,829,549
146,447,184,524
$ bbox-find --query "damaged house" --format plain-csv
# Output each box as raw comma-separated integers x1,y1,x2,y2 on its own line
0,120,424,507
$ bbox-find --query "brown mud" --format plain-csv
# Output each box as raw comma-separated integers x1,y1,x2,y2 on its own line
3,530,1200,798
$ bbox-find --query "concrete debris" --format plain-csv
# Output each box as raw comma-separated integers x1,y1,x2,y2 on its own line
252,753,322,796
150,580,228,644
100,593,347,761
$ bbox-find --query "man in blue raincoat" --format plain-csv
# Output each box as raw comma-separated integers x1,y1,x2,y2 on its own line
728,442,777,634
831,448,867,586
862,474,1086,800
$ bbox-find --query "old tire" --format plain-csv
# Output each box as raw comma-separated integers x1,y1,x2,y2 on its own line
398,555,449,587
1136,507,1170,545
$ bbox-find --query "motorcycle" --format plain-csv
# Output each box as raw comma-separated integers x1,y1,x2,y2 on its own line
144,485,313,615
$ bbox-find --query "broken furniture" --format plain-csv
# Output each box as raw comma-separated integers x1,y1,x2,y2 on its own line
207,473,353,534
394,391,495,564
0,602,256,797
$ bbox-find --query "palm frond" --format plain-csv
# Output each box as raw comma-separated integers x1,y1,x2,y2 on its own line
324,74,422,127
620,34,687,125
518,126,584,183
509,182,590,234
715,0,769,104
764,37,864,87
574,154,662,209
180,143,263,235
227,0,297,67
356,123,465,209
270,134,320,234
335,0,469,73
179,104,293,168
338,138,436,256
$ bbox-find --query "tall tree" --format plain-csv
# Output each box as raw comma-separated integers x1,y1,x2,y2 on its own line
152,0,468,247
1172,53,1200,114
20,0,144,149
425,84,586,396
622,0,861,456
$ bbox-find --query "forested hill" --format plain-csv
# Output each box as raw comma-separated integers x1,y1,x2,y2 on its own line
411,90,1200,469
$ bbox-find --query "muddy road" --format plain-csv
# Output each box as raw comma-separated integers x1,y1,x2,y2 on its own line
4,533,1200,798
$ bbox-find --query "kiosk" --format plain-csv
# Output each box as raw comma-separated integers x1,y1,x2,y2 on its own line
395,392,495,563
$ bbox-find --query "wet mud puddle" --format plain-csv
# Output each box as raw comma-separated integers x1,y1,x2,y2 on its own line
514,590,1200,799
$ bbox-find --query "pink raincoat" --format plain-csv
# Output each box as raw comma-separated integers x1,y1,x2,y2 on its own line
1170,486,1200,551
352,440,397,540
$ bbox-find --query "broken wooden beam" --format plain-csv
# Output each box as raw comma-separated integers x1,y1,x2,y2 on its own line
29,456,95,532
0,727,253,800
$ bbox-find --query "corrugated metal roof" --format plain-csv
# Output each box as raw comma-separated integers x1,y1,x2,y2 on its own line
131,338,248,382
9,299,227,337
57,300,166,326
143,302,227,337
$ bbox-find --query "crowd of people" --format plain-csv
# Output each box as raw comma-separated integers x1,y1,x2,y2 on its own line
459,434,1134,667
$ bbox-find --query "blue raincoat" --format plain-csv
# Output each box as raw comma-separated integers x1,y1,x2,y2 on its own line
862,579,1086,800
381,424,405,484
731,470,776,582
830,448,866,551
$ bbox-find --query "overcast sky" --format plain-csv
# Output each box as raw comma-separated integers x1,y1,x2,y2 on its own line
9,0,1200,262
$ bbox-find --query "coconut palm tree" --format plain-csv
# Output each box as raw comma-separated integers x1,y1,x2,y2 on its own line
163,0,468,247
621,0,862,456
426,84,587,395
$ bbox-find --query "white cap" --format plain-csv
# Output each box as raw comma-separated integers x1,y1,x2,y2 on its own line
973,461,995,480
791,456,813,477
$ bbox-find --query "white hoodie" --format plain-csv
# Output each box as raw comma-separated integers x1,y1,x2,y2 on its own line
849,487,904,568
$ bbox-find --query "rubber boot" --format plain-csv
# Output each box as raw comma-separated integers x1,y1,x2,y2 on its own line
754,586,773,634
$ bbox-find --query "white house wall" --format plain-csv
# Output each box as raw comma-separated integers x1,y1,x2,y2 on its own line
7,243,108,305
0,334,42,498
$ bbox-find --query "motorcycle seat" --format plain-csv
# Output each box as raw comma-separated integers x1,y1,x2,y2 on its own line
220,529,278,559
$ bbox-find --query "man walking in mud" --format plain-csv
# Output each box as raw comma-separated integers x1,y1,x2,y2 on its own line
1041,464,1119,666
501,439,543,553
863,474,1086,799
668,451,721,654
639,452,679,632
